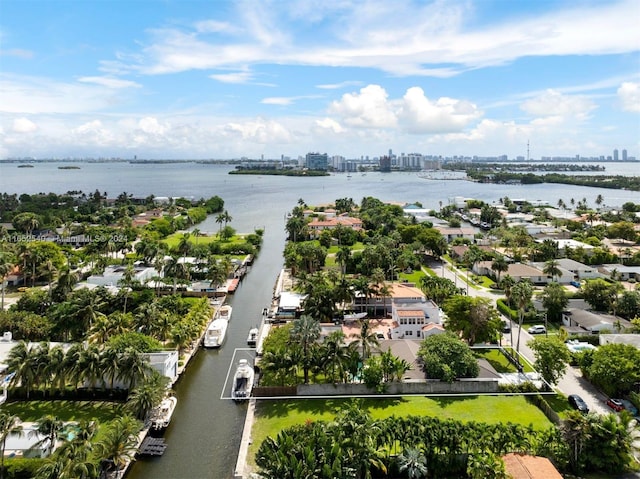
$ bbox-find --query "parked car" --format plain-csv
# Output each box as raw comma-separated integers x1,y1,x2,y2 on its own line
619,399,639,416
527,325,546,334
606,398,624,412
502,320,511,333
568,394,589,413
570,280,581,288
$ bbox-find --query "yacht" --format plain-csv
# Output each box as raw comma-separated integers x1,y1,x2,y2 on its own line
246,327,259,346
203,316,228,348
231,359,254,401
150,396,177,431
218,305,233,321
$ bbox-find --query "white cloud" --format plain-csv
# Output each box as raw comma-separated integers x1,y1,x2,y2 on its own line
138,117,169,135
329,84,482,133
12,117,37,133
617,82,640,112
316,81,362,90
520,89,596,120
313,117,344,134
210,71,254,84
78,76,141,89
398,87,482,133
129,0,638,77
0,74,128,114
1,48,33,59
222,118,292,144
329,85,397,128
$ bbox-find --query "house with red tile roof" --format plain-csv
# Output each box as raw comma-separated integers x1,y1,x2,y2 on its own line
307,215,363,237
502,453,562,479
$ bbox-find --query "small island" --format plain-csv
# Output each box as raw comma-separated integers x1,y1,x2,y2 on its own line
58,166,81,169
17,164,34,168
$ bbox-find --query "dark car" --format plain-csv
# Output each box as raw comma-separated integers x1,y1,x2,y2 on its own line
606,398,624,412
502,320,511,333
568,394,589,413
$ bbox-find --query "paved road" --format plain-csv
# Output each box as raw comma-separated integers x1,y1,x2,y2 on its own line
430,259,611,415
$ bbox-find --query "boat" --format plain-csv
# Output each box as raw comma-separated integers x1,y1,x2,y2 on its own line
231,359,254,401
343,312,368,322
203,316,228,348
150,396,177,431
218,305,232,321
247,327,258,346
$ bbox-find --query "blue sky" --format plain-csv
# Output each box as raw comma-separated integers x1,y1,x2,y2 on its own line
1,0,639,160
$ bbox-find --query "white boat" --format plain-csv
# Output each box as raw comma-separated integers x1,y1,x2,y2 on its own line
203,316,228,348
150,396,177,431
231,359,254,401
218,305,232,321
247,327,259,346
343,312,367,322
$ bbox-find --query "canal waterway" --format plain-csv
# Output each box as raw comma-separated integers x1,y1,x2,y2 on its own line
1,162,639,479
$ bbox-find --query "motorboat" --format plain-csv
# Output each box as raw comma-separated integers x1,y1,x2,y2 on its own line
231,359,254,401
247,327,259,346
150,396,177,431
218,305,232,321
203,316,228,348
343,312,367,322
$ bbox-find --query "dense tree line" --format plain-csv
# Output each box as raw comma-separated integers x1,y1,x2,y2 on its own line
256,401,638,478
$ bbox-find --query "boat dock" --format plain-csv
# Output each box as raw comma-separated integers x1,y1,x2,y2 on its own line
139,437,167,456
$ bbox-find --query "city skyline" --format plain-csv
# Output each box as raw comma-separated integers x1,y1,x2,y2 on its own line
1,0,639,160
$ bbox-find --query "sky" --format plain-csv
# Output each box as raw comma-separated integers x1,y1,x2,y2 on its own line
1,0,639,161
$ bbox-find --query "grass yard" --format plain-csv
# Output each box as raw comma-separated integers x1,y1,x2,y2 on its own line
2,400,124,423
399,269,426,284
248,395,552,468
163,231,248,250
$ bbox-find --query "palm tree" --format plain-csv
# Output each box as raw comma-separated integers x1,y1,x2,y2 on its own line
0,252,15,311
118,348,152,390
512,280,533,357
95,415,140,476
6,341,38,398
543,259,562,283
491,255,508,284
289,315,320,384
30,415,64,456
353,319,380,360
52,266,78,302
125,372,169,421
336,246,351,279
398,447,428,479
0,412,23,478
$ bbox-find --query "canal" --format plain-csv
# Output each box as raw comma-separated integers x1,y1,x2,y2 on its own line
127,222,287,479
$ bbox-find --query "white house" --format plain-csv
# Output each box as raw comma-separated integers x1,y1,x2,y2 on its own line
562,309,632,334
86,264,158,288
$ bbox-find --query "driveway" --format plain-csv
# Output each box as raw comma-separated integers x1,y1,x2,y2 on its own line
433,259,613,415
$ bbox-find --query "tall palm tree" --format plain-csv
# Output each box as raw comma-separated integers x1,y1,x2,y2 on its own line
125,372,169,421
0,412,23,478
0,252,15,311
336,246,351,279
543,259,562,283
6,341,38,398
289,315,320,384
512,280,533,357
353,319,380,360
95,415,140,476
491,255,508,284
30,415,64,456
118,348,152,390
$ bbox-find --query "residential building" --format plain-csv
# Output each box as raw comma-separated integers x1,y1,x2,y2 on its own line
305,152,328,170
562,309,632,334
307,215,363,236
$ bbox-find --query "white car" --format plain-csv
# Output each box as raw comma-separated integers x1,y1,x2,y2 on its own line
527,325,546,334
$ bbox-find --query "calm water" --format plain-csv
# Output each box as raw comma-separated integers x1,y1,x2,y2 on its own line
1,162,639,479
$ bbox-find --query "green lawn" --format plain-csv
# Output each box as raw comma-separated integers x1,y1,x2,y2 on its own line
399,269,426,284
2,400,124,423
162,231,248,250
248,395,552,468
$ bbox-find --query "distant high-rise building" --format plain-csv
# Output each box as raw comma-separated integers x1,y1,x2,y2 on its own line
622,149,627,161
379,155,391,172
305,152,328,170
613,149,619,161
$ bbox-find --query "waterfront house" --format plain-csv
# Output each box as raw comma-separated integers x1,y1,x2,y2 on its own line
86,264,158,288
562,309,632,334
307,215,363,237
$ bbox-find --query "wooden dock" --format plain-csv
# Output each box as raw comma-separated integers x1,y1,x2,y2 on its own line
138,437,167,456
